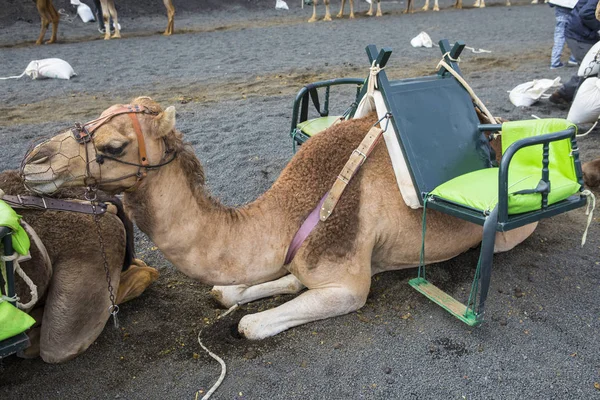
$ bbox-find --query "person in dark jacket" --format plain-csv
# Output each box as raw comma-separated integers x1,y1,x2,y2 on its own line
550,0,600,104
93,0,113,34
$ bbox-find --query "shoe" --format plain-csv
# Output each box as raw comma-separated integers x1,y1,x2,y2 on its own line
549,91,570,105
550,62,564,69
567,59,578,67
98,27,106,34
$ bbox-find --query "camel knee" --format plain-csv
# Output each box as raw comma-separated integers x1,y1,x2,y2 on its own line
211,284,249,308
116,263,159,304
494,222,538,253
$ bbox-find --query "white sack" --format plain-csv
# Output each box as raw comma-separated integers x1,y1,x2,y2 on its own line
70,0,81,5
508,77,561,107
410,32,433,48
548,0,577,8
77,3,95,23
567,77,600,124
578,41,600,78
275,0,289,9
0,58,76,80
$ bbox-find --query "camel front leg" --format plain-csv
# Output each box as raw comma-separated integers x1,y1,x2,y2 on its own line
376,0,382,16
367,0,375,15
308,0,318,22
106,0,120,39
422,0,430,11
116,259,159,304
323,0,332,21
455,0,463,8
433,0,440,11
100,0,112,40
238,283,369,340
163,0,175,35
337,0,346,18
211,274,305,308
47,1,59,44
35,1,48,45
403,0,413,14
349,0,355,19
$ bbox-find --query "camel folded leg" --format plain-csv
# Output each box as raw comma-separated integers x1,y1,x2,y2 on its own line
116,259,159,304
238,282,369,340
211,274,305,308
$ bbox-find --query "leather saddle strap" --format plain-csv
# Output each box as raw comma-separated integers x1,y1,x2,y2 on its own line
127,113,150,167
3,195,108,215
320,126,384,221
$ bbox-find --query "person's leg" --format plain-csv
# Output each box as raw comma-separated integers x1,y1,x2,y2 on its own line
551,18,567,68
555,38,595,101
93,0,104,31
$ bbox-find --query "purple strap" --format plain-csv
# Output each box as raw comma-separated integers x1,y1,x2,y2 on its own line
284,193,328,265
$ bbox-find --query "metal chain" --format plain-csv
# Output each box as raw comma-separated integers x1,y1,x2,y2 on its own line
86,186,119,328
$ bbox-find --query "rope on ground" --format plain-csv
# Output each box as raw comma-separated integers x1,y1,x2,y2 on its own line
576,119,599,138
195,303,239,400
580,189,596,247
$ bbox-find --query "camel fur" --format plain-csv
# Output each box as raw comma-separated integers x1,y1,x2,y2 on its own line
22,97,536,340
0,170,158,363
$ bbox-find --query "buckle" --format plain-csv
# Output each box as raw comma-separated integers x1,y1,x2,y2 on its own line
71,123,92,144
352,149,367,165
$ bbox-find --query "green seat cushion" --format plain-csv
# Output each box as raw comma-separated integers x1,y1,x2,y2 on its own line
297,116,342,137
0,301,35,341
0,200,29,255
431,118,581,214
431,167,581,214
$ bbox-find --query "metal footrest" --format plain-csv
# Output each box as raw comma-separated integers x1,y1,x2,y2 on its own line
409,277,481,327
0,332,30,359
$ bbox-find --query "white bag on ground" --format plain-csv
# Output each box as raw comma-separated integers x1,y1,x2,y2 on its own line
567,77,600,124
578,41,600,77
275,0,289,10
509,77,561,107
0,59,76,80
410,32,433,48
77,3,95,23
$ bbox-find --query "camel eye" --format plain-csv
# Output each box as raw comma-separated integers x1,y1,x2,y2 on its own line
100,143,128,156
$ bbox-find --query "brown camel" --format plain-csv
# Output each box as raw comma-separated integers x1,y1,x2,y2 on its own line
34,0,59,45
98,0,175,40
582,158,600,188
0,170,158,363
21,97,536,340
309,0,381,22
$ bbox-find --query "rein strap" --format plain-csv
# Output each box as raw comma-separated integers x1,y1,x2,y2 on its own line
3,195,109,215
320,126,384,221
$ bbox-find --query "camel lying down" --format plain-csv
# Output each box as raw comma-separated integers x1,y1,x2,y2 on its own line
21,97,536,340
1,171,158,363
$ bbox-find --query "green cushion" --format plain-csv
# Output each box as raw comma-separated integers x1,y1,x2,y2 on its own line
0,200,30,255
297,116,342,137
0,301,35,341
431,119,581,214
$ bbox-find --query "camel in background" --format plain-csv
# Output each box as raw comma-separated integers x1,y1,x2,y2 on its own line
1,171,158,363
98,0,175,40
33,0,175,44
406,0,511,13
21,97,536,340
309,0,381,22
34,0,59,45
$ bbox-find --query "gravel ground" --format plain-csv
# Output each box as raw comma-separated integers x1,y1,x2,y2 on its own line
1,1,600,399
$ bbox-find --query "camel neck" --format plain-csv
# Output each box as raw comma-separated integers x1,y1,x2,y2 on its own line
123,156,288,286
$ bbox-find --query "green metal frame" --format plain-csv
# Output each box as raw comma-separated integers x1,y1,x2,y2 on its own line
290,78,365,148
363,43,587,326
0,226,31,358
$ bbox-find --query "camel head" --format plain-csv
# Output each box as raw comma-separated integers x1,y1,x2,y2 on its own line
22,97,178,195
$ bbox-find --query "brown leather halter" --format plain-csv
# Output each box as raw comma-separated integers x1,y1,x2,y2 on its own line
70,104,176,192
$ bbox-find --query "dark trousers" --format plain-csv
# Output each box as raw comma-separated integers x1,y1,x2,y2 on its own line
558,38,596,101
93,0,112,30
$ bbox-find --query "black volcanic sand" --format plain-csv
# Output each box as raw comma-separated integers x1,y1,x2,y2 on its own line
1,1,599,399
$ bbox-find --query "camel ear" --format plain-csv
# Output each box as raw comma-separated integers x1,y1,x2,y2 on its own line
155,106,176,137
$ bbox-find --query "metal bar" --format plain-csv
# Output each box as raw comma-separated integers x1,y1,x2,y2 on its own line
324,85,330,117
541,142,550,209
570,135,585,187
478,124,502,132
1,227,15,298
476,206,499,319
437,39,465,77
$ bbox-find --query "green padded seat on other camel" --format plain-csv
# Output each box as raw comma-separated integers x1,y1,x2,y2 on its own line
430,119,581,215
296,116,342,137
